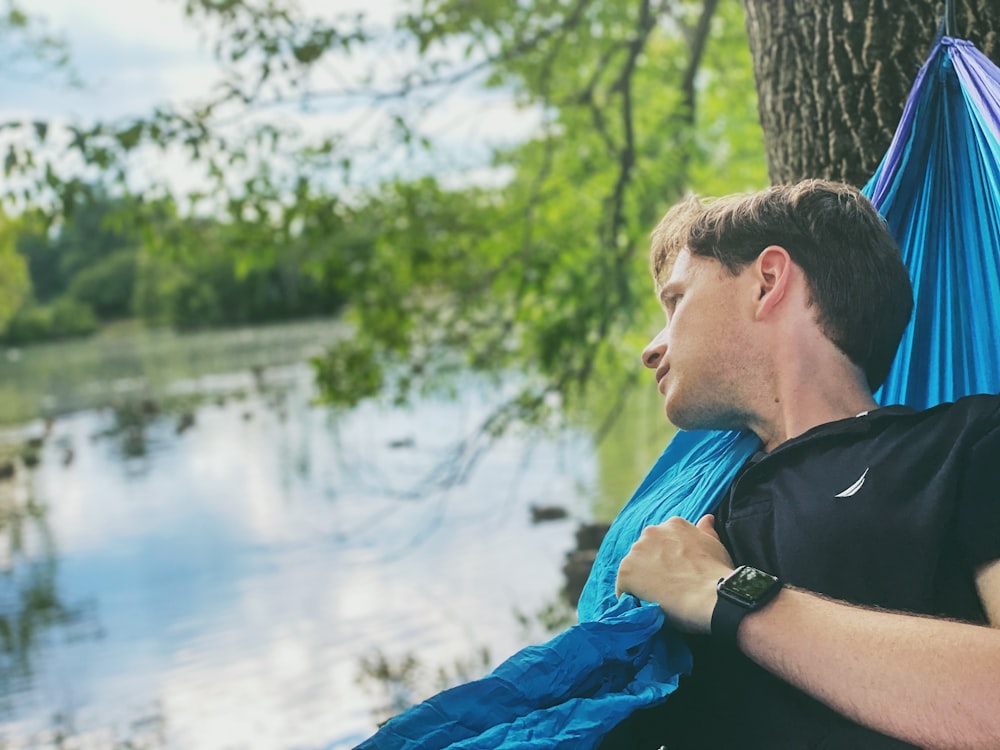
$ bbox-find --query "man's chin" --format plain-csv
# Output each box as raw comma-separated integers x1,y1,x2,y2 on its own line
665,410,700,431
663,390,699,429
663,399,695,429
666,399,740,433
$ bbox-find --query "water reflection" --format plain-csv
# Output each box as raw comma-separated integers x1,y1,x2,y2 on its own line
0,437,82,698
0,322,610,750
356,647,493,728
353,512,607,731
355,592,577,730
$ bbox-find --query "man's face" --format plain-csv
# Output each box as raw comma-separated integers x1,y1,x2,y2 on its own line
641,249,754,430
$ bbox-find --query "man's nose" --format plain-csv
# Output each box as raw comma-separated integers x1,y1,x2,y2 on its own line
641,329,667,368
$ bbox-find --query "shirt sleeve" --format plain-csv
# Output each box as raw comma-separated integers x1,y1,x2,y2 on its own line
957,420,1000,569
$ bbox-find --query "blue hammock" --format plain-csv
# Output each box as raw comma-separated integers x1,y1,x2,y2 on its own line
353,36,1000,750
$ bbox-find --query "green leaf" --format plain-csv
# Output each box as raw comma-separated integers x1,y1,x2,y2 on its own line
115,122,144,151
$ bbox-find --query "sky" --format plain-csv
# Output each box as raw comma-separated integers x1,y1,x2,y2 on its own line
2,0,543,199
5,0,220,121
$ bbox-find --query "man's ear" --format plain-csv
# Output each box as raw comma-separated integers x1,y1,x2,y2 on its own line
753,245,793,320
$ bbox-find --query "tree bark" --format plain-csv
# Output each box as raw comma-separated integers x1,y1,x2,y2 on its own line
743,0,1000,186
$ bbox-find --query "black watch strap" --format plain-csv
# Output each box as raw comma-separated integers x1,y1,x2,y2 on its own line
711,594,750,646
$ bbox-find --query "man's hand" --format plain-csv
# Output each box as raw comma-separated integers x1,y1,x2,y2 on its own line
615,514,735,634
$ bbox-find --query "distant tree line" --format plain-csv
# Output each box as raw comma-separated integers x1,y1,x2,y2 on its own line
3,190,346,344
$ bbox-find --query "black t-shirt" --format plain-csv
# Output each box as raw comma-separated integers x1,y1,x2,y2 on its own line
601,394,1000,750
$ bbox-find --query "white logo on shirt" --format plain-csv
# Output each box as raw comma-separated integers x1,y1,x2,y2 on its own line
834,468,869,498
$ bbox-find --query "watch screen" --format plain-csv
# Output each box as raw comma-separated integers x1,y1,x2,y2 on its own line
723,566,778,604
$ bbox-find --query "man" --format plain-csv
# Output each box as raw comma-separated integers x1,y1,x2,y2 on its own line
604,180,1000,749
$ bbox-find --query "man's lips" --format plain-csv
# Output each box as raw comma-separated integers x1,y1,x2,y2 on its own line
654,364,670,393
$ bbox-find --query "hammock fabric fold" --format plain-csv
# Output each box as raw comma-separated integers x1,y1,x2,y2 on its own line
354,36,1000,750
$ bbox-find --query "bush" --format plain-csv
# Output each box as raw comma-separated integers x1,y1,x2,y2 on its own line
2,298,98,345
67,249,137,319
50,297,99,337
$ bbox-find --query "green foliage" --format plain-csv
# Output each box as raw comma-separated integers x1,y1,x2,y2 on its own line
132,252,216,328
14,229,60,304
311,339,385,409
67,249,137,319
132,213,345,330
16,193,139,306
688,0,767,194
4,189,346,340
2,297,98,345
0,212,30,332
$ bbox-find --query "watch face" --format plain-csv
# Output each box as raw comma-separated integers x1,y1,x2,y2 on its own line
719,566,779,606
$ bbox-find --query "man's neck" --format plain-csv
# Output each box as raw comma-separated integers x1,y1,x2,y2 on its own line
752,392,879,452
746,358,878,453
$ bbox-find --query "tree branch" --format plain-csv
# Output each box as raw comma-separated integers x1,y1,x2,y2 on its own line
603,0,656,305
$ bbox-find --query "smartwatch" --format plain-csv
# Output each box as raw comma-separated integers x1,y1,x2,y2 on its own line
711,565,782,646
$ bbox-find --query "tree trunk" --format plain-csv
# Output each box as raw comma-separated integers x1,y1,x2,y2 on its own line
743,0,1000,186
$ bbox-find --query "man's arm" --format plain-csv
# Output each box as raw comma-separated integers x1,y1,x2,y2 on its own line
976,556,1000,625
737,563,1000,749
615,517,1000,750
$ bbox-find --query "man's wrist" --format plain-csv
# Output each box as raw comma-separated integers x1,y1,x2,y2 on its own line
691,569,734,635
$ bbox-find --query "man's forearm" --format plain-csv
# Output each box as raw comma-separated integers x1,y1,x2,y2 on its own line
739,588,1000,750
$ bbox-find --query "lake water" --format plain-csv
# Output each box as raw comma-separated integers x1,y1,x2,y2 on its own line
0,320,672,749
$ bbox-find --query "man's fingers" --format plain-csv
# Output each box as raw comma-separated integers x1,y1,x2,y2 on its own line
696,513,720,540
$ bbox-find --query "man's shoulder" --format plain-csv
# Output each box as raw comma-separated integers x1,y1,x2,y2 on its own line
831,393,1000,463
868,393,1000,458
912,392,1000,429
